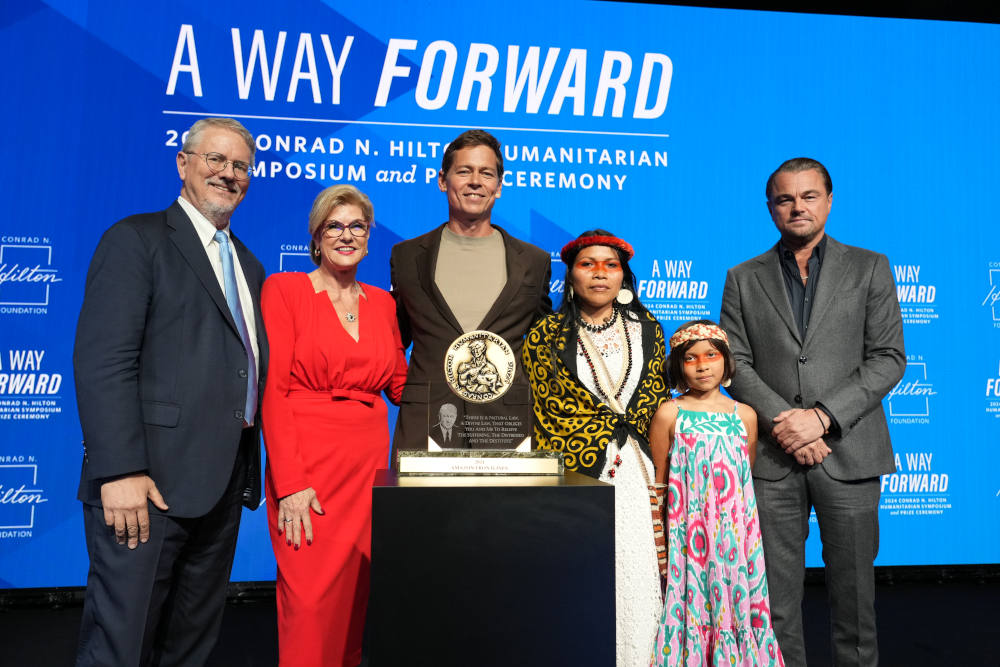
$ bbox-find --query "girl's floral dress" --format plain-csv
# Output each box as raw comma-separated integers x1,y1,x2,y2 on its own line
650,403,784,667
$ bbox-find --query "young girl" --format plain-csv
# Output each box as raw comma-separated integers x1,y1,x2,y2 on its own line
648,320,784,667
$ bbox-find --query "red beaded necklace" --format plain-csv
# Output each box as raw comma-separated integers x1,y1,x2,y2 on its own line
577,310,633,406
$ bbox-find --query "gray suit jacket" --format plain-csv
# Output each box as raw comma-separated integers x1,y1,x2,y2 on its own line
390,224,551,451
720,236,905,482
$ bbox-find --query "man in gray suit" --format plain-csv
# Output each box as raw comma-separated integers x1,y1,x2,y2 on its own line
720,157,904,666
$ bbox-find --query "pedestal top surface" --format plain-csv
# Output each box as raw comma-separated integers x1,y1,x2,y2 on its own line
375,469,609,488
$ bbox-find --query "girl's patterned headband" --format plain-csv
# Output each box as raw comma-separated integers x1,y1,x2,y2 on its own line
669,323,729,350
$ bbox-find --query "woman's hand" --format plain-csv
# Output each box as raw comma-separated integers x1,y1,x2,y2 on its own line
277,487,324,548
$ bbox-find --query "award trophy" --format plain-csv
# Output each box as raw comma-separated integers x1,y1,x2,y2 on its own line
397,330,562,476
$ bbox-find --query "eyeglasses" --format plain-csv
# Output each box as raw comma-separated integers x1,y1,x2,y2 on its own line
184,152,252,181
321,220,372,238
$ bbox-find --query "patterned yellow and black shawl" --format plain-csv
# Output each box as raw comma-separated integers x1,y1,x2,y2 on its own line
522,311,668,478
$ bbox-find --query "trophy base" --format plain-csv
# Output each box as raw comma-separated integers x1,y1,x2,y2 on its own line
427,436,531,452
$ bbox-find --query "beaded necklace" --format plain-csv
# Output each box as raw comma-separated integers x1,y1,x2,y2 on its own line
578,313,636,481
577,307,619,333
577,310,633,405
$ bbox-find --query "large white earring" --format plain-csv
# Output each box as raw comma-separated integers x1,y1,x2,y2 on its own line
616,288,634,305
722,378,732,388
568,285,575,299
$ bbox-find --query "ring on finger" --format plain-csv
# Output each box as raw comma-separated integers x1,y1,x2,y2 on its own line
283,518,294,523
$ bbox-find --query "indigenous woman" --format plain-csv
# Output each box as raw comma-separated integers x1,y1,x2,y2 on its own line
522,229,669,667
261,185,407,666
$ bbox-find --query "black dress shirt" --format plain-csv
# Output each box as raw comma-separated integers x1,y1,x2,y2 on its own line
777,235,827,339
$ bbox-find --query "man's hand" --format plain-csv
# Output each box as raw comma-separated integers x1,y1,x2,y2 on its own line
793,438,832,467
772,408,828,452
100,473,169,549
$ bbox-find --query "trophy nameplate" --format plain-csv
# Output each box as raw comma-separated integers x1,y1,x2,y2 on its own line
397,450,564,476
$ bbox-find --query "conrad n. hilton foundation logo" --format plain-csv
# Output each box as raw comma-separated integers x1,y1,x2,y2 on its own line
444,330,516,403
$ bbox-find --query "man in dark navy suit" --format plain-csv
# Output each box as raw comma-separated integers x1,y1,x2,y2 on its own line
73,117,267,666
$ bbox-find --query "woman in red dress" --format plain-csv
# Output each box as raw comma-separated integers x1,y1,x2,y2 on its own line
261,184,407,666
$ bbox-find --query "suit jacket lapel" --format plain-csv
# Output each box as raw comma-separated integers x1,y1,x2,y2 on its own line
414,225,464,334
476,225,526,331
166,202,240,337
752,245,802,345
802,236,849,350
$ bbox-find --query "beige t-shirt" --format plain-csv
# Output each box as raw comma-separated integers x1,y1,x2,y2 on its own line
434,227,507,332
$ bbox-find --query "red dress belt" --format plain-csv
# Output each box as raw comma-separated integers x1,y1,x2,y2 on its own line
287,388,379,406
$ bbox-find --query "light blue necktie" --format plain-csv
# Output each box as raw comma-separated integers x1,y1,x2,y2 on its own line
215,230,258,424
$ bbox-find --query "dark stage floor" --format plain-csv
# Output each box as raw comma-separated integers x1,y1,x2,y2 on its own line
2,579,997,666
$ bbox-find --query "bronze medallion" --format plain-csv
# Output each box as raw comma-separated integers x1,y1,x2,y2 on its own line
443,330,516,403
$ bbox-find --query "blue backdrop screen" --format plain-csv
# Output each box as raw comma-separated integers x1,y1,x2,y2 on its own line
2,0,998,587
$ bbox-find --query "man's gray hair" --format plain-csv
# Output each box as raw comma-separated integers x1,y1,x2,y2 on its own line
182,118,256,165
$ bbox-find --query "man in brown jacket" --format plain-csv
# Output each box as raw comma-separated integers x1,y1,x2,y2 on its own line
390,129,551,452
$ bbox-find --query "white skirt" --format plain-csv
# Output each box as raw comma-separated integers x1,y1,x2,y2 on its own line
598,436,663,667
